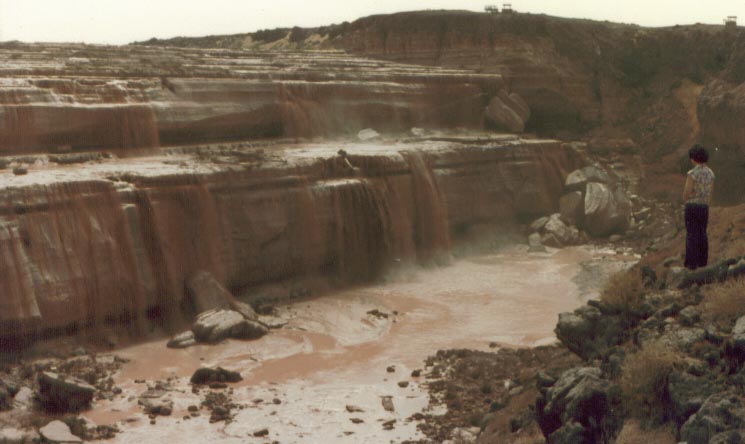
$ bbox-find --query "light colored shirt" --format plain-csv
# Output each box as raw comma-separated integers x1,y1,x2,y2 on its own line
686,164,715,205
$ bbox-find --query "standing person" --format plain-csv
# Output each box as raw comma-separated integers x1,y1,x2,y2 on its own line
683,144,715,270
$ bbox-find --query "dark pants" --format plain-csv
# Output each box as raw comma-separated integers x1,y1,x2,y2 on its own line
685,203,709,270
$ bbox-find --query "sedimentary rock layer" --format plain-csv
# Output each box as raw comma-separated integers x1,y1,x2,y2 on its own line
0,43,505,154
0,136,579,338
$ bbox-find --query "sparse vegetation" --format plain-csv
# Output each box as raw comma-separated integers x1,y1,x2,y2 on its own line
701,277,745,326
600,268,646,320
619,341,679,422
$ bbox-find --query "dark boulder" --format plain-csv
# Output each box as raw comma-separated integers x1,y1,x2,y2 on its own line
555,305,623,360
190,367,242,385
681,393,745,444
667,371,721,425
37,372,95,412
537,367,621,443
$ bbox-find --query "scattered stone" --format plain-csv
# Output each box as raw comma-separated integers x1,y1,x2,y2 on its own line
382,419,396,430
411,369,422,377
346,405,364,413
350,418,364,424
273,398,282,404
167,330,196,349
386,366,396,373
12,167,28,176
191,367,242,385
367,309,389,319
39,420,82,443
188,405,198,412
398,381,409,388
139,398,173,416
679,306,701,327
253,428,269,437
37,372,95,412
381,396,395,412
542,213,580,247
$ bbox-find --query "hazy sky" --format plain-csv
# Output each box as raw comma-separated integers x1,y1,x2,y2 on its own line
1,0,743,44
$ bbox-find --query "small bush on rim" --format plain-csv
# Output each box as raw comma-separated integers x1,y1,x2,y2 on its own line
701,277,745,327
620,341,679,422
601,268,646,318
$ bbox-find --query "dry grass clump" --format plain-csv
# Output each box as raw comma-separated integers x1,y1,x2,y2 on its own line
614,419,677,444
700,277,745,326
620,341,679,421
600,269,646,317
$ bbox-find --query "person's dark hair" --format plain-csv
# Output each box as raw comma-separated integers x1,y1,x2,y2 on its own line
689,144,709,163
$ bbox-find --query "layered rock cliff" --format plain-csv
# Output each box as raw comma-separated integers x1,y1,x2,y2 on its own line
0,137,579,341
0,43,512,155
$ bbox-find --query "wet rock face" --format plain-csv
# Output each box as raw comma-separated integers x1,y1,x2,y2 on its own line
0,137,578,341
37,372,95,413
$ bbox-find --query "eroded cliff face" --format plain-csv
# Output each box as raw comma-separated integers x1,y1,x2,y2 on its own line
0,137,579,341
0,43,504,155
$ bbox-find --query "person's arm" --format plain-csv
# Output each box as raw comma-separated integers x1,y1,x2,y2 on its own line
683,175,694,201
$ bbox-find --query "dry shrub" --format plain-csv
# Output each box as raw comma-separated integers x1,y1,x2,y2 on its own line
601,268,646,317
701,277,745,326
620,341,679,421
614,419,677,444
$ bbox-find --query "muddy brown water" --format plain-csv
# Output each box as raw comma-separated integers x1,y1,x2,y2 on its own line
80,245,634,444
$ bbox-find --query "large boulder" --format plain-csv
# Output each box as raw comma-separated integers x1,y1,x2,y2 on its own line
559,191,584,226
37,372,95,413
564,166,611,193
186,271,233,314
681,393,745,444
166,330,196,349
485,93,526,133
186,271,257,320
192,309,268,343
536,367,620,443
583,183,630,237
555,305,623,360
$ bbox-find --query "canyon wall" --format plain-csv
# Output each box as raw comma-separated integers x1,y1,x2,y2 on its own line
0,138,579,340
0,43,506,155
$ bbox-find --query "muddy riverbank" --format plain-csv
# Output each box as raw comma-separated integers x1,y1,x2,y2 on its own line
0,244,635,443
